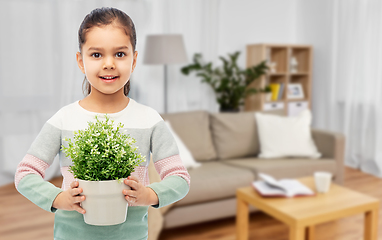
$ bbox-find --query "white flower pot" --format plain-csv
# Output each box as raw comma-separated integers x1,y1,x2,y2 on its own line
78,179,130,226
265,92,272,102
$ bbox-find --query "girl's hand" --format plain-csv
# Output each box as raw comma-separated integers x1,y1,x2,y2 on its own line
52,181,86,214
123,176,159,206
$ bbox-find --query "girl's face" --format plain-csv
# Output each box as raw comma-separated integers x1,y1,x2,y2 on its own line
76,24,138,97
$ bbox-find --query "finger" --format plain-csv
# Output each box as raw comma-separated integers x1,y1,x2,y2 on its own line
125,180,139,190
123,189,136,197
70,181,79,189
70,187,83,196
125,195,137,203
128,175,139,182
73,203,86,214
72,195,86,203
124,177,138,185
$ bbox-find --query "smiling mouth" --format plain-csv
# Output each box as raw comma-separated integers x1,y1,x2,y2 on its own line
99,76,119,83
100,76,118,80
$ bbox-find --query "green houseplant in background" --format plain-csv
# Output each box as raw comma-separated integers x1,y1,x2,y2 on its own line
61,115,145,226
181,51,269,112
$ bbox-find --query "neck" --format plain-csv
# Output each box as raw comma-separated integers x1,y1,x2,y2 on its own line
80,88,130,114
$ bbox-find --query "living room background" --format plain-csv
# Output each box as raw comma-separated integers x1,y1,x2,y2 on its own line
1,0,381,186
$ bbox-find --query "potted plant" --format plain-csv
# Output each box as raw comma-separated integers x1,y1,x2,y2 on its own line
181,51,269,112
263,85,272,102
61,115,145,226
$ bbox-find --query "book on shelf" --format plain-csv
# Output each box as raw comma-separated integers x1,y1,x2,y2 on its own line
278,83,284,100
269,83,284,101
252,173,314,198
269,83,280,101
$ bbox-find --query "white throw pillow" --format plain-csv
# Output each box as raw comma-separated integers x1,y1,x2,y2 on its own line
254,110,321,159
164,121,201,169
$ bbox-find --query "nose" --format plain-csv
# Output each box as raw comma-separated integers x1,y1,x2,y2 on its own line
103,56,115,70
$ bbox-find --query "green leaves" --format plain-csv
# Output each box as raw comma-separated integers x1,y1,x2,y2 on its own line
180,51,268,111
61,115,145,181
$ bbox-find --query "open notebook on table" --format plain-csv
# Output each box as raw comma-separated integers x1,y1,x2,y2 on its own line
252,173,314,198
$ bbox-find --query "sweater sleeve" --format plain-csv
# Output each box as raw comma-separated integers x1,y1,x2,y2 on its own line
147,120,190,208
14,119,63,213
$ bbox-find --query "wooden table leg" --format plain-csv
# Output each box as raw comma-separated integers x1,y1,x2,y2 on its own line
305,226,315,240
364,207,379,240
290,226,305,240
236,197,249,240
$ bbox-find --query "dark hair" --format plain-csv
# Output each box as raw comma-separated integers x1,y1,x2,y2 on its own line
78,7,137,96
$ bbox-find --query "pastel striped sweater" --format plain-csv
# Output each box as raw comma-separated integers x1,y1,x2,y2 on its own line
14,98,190,240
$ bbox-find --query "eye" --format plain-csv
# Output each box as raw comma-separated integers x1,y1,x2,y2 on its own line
91,53,101,58
116,52,125,58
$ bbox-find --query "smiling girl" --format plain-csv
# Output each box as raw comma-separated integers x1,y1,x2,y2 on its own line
14,7,190,240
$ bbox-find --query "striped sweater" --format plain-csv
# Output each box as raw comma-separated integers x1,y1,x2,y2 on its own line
14,98,190,240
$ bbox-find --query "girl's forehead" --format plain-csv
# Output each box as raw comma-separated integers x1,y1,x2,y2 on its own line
84,25,132,50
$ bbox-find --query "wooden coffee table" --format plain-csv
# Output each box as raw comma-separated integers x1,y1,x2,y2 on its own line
236,177,380,240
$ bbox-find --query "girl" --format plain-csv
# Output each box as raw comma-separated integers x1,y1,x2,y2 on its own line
14,7,190,240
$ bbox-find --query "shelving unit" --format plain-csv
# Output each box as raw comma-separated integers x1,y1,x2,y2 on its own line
244,44,312,116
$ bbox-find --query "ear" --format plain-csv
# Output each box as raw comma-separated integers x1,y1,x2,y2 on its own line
132,51,138,73
76,52,85,74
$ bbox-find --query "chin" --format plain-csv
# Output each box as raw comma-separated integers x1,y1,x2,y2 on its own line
90,84,127,96
100,88,126,95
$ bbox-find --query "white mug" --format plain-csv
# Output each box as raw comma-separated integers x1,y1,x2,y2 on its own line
314,171,332,193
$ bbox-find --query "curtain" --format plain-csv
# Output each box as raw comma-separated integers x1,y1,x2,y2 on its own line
328,0,382,176
0,0,220,186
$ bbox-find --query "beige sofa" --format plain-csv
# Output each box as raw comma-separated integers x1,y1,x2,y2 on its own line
148,110,345,238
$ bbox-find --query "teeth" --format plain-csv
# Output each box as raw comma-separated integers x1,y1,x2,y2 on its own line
102,76,115,79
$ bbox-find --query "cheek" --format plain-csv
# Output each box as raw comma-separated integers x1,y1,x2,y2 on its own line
84,61,100,74
119,60,134,72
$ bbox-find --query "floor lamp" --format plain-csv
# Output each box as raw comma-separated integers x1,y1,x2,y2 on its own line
143,34,188,113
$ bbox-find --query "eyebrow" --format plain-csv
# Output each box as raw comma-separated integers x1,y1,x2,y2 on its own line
88,46,129,51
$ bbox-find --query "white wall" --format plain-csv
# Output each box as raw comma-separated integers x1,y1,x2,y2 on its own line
294,0,334,129
218,0,297,67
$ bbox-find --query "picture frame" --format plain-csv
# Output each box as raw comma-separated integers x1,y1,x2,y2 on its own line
287,83,304,99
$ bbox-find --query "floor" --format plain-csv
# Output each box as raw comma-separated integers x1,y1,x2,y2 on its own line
160,167,382,240
1,167,381,240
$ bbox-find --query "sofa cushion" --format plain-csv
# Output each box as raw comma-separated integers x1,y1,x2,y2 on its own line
210,112,260,160
222,157,337,181
174,161,254,207
255,110,321,158
161,111,217,161
164,121,201,169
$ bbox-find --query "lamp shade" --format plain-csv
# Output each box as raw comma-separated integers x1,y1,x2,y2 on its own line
143,34,188,65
